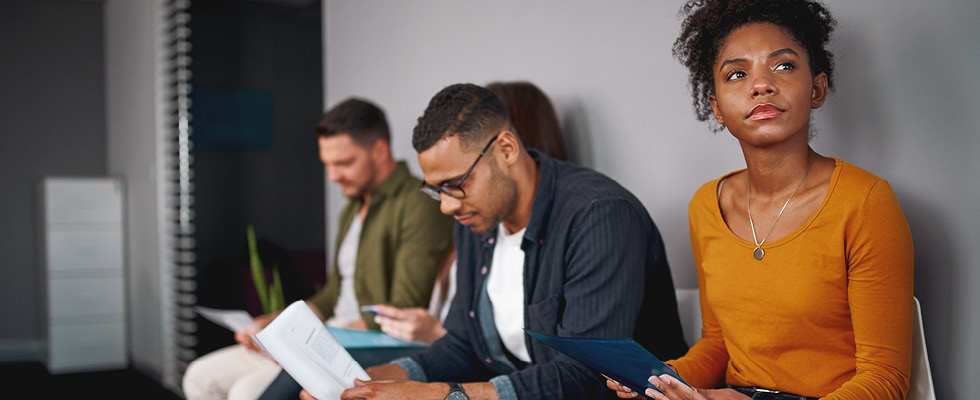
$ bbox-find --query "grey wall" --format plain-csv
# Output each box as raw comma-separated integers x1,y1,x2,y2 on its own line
323,1,980,398
0,0,105,360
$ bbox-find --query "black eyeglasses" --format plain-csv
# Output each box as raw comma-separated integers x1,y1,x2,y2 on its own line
419,135,499,201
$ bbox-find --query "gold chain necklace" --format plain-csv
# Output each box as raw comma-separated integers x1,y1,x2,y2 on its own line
747,157,813,260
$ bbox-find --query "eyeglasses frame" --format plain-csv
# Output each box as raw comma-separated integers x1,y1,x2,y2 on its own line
419,134,500,201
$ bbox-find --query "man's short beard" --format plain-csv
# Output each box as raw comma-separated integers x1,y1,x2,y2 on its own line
479,158,518,234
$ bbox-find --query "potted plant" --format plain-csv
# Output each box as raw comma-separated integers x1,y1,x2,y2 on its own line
247,224,285,314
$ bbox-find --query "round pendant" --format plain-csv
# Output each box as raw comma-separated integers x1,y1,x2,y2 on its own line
753,247,764,260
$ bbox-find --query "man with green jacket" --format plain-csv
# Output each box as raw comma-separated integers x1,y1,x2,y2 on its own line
182,98,454,400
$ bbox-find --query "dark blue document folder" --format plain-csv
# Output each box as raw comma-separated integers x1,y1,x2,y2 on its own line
526,329,688,395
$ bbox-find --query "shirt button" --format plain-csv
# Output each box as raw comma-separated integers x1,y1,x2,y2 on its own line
469,310,475,318
481,266,488,275
485,357,492,364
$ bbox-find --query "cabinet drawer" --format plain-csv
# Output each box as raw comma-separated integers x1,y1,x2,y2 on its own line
46,230,124,272
48,322,126,373
44,178,123,224
49,277,125,319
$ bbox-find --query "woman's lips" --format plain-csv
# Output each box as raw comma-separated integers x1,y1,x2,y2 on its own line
749,104,782,120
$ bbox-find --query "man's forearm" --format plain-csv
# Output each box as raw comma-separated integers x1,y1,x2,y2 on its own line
363,364,500,399
366,363,410,381
460,382,499,400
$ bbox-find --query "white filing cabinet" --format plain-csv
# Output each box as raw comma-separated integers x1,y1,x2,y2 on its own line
39,177,127,373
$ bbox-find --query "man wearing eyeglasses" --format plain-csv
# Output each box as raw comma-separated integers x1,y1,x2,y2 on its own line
316,84,688,400
184,98,454,400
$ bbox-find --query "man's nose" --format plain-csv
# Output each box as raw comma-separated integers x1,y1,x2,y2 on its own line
440,194,462,215
325,166,341,182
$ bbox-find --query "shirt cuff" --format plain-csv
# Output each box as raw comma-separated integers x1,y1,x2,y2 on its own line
489,375,517,400
391,357,428,382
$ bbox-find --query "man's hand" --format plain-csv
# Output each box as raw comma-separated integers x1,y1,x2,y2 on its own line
373,305,446,345
605,375,644,399
233,312,278,352
298,363,413,400
338,380,451,400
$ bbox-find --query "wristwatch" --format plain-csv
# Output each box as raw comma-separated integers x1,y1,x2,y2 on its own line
445,382,469,400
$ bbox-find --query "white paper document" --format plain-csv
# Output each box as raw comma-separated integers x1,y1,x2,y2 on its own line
252,300,370,399
195,306,255,332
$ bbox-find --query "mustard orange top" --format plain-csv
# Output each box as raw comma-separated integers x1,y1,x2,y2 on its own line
670,159,913,399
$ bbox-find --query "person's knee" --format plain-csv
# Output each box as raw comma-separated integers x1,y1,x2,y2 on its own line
182,345,255,400
227,365,282,400
182,357,216,400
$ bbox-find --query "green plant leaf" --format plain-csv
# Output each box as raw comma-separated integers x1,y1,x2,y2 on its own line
247,224,271,314
270,263,285,312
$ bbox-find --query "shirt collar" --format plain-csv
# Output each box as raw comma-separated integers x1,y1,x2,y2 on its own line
357,161,411,206
479,150,556,248
523,149,556,247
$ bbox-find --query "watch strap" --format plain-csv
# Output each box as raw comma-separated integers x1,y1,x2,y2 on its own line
446,382,467,400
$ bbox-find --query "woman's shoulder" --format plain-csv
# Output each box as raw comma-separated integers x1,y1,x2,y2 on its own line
691,169,744,203
831,158,891,194
827,158,903,213
688,169,745,222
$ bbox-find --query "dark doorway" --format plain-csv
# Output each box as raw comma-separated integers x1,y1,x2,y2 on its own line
187,0,326,358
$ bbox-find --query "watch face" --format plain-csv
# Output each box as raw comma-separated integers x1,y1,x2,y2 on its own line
446,391,469,400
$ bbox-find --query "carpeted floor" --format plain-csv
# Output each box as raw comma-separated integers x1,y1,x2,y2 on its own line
0,361,182,399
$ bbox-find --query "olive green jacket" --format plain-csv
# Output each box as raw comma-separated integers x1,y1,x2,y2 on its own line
307,162,454,330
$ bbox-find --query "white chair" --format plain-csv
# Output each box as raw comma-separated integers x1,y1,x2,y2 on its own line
673,291,934,400
674,288,703,346
907,297,936,400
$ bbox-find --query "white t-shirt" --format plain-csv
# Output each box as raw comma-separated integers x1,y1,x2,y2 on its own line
428,260,457,323
486,224,530,362
326,216,363,327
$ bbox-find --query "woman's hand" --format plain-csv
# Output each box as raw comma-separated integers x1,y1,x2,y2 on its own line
644,375,749,400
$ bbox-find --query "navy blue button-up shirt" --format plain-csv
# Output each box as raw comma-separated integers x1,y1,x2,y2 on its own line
402,150,688,399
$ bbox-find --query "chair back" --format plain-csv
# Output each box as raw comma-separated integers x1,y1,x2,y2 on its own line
907,297,936,400
673,291,935,399
674,288,703,347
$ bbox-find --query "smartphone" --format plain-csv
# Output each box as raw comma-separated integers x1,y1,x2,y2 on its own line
360,305,388,317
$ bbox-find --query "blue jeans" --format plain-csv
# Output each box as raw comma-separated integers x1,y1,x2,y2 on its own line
728,386,819,400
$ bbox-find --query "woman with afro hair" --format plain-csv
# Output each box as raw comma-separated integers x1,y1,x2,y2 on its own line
608,0,913,399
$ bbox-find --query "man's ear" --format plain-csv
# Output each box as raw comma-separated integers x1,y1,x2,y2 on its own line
810,72,829,109
495,130,522,166
709,94,725,125
370,138,391,160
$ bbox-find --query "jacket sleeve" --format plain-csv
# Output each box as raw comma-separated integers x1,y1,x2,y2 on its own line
368,191,454,331
412,225,496,383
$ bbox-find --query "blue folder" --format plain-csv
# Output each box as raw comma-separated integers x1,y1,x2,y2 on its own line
327,326,426,349
526,329,688,395
326,326,426,368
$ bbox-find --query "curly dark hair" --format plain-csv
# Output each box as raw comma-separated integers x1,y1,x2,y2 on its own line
673,0,837,129
412,83,512,153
